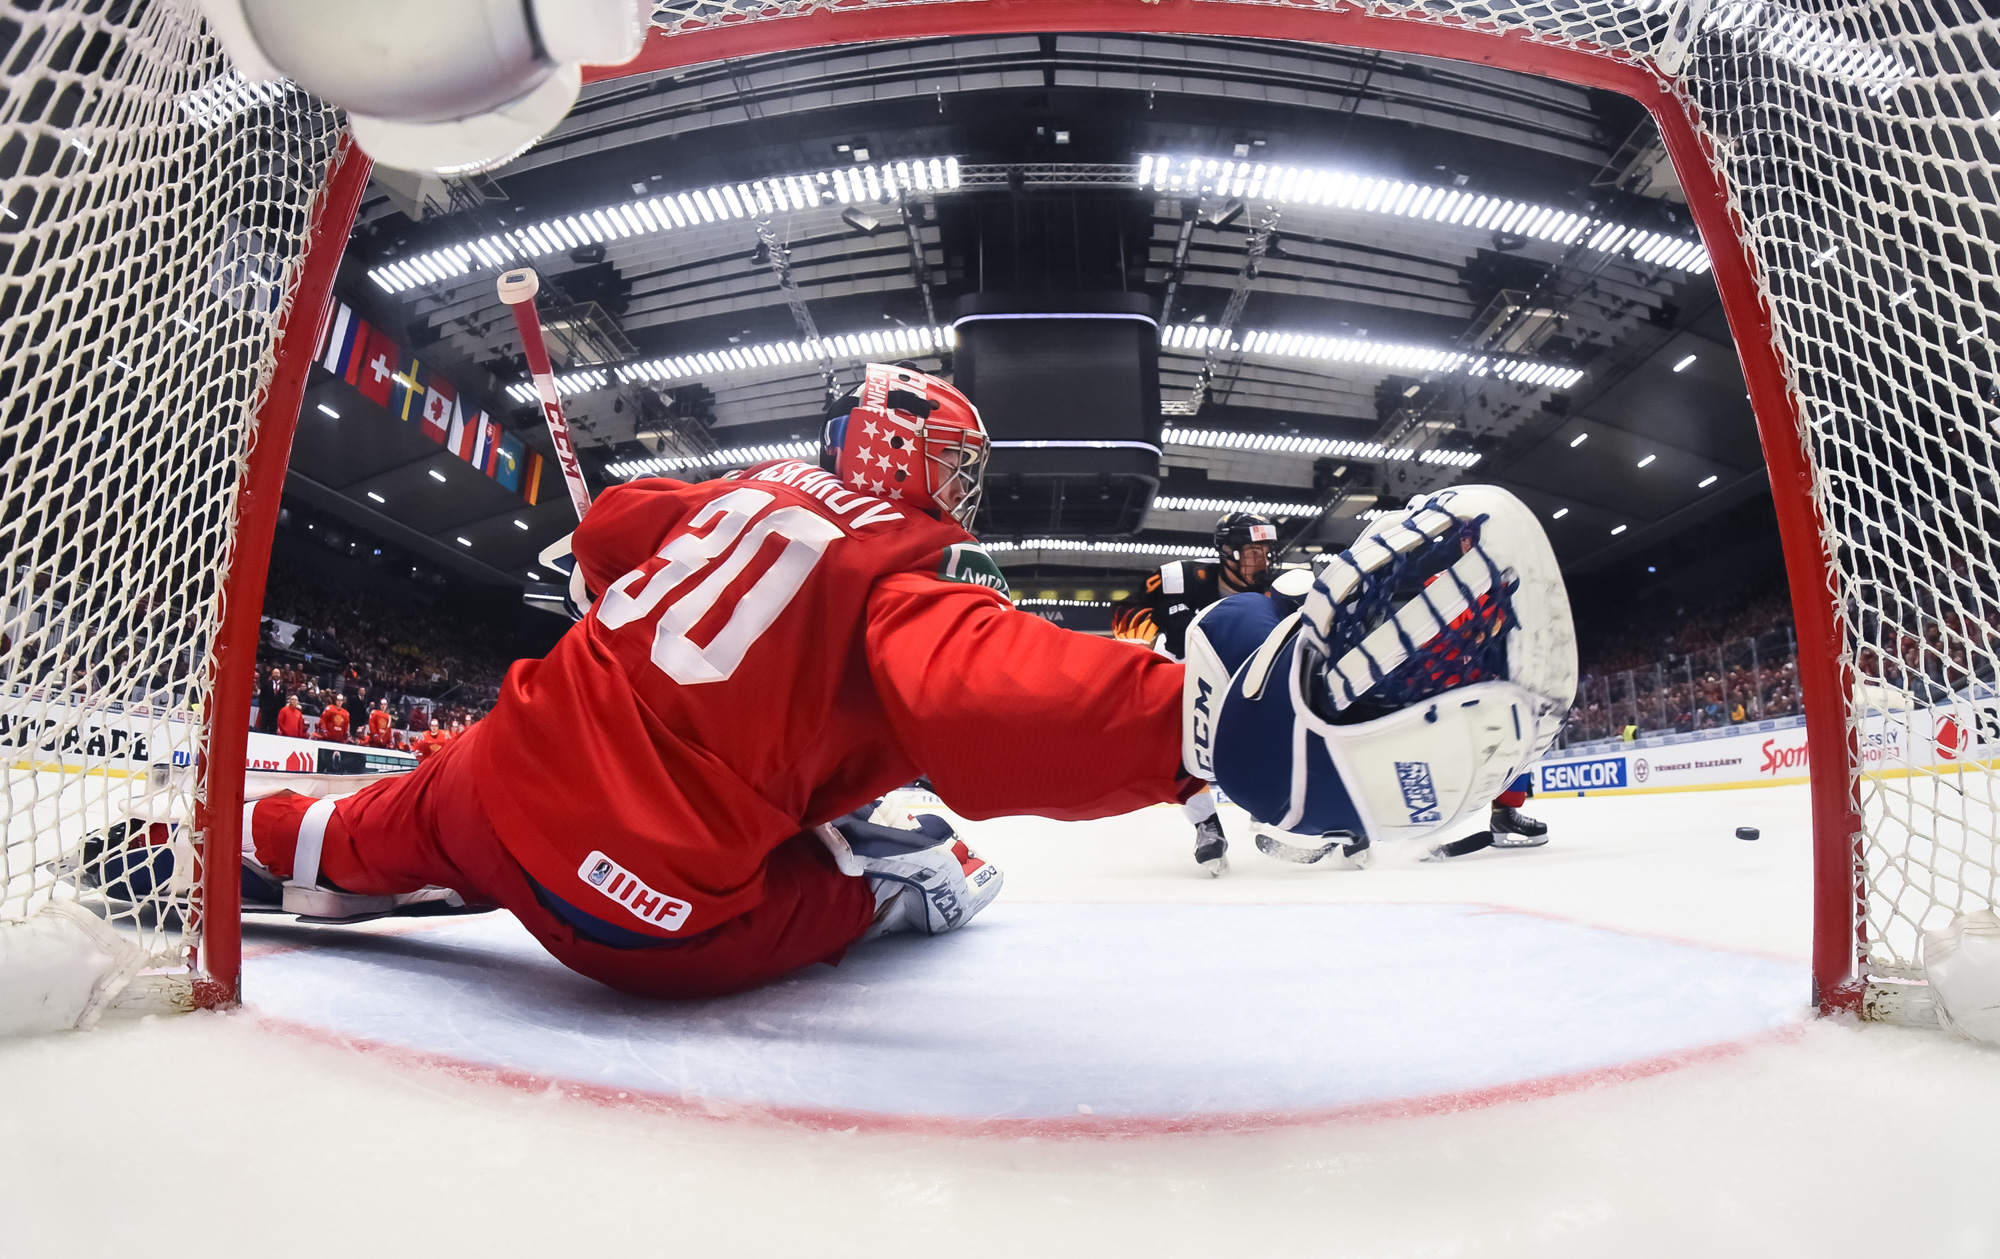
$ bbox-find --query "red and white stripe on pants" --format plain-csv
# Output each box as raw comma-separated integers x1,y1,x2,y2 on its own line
243,723,877,1000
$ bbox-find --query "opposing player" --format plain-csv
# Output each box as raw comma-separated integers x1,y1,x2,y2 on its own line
1129,511,1277,875
236,364,1573,1001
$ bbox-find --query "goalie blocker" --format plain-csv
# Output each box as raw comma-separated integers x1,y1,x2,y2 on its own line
1181,486,1576,846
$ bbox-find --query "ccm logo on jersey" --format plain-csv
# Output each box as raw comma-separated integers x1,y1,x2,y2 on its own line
1188,677,1215,776
577,851,694,931
1395,761,1442,824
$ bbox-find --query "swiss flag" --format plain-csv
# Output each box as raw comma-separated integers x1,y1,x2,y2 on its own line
357,325,398,406
419,375,453,444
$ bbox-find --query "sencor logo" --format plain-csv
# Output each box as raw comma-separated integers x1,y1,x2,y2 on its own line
1539,757,1628,791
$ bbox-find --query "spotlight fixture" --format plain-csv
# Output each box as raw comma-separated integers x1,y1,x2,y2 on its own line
1137,155,1715,275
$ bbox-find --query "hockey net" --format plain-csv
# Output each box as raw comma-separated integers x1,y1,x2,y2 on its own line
640,0,1995,1019
0,0,346,1029
1,0,1991,1031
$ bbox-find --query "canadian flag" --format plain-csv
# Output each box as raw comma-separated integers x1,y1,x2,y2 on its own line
419,375,453,445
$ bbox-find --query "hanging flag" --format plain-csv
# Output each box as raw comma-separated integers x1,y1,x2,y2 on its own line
494,431,525,492
470,412,495,471
481,416,506,475
355,324,399,406
418,373,453,444
522,452,545,505
391,355,427,423
318,302,365,383
445,397,471,458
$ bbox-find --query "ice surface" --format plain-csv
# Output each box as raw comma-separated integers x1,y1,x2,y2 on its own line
4,783,1998,1257
240,904,1799,1126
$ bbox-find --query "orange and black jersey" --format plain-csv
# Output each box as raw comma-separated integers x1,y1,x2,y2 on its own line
1140,560,1224,661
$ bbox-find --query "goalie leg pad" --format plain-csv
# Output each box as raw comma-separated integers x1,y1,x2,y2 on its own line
1182,591,1289,779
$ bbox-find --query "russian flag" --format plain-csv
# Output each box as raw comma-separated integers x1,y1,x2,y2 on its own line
318,302,364,384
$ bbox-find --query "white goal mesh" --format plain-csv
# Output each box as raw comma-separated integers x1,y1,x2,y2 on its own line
4,0,1992,1026
649,0,2000,1014
0,0,342,1017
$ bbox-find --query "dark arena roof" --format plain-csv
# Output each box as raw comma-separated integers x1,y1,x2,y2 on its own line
303,32,1766,610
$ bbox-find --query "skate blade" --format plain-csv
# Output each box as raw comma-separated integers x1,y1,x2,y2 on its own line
1254,833,1339,865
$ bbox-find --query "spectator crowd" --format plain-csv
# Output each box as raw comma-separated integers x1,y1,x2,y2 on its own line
251,557,541,756
1565,588,1805,744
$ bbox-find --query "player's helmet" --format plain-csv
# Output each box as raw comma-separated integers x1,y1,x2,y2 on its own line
822,363,989,528
1214,511,1278,591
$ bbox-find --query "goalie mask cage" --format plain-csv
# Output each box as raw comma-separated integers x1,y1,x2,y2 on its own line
1,0,1992,1025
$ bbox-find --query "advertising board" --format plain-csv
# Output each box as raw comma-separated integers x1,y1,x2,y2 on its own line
1534,701,1998,796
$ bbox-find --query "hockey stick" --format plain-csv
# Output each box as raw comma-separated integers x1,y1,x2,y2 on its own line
497,267,593,521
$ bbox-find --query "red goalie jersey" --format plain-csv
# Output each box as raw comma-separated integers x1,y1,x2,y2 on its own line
470,460,1191,938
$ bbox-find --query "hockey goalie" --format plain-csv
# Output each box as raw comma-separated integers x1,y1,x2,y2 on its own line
240,363,1575,999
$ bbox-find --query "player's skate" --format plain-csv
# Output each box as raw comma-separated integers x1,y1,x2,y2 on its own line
1254,827,1370,870
242,792,494,925
1488,805,1550,848
1192,813,1230,877
815,806,1002,939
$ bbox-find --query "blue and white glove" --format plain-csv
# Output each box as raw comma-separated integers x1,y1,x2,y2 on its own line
536,534,592,621
1181,486,1577,845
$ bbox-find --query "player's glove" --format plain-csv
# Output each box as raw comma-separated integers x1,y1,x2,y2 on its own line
1182,485,1576,845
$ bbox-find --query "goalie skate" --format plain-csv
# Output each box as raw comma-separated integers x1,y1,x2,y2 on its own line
241,794,495,926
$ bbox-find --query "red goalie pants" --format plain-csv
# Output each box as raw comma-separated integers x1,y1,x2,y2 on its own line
248,726,877,999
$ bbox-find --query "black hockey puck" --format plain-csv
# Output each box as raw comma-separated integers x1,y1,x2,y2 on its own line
1736,826,1760,841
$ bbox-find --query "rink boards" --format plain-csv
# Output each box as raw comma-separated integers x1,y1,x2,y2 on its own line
1533,700,2000,796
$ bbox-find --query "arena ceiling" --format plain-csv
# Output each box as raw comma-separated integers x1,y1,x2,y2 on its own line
308,31,1761,594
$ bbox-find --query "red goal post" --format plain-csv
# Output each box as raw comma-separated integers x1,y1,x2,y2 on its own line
8,0,1984,1026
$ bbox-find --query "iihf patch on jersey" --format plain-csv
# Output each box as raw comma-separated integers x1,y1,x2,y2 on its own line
936,543,1009,594
577,851,693,931
1395,761,1442,824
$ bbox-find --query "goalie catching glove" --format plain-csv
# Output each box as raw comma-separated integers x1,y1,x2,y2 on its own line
1181,485,1576,845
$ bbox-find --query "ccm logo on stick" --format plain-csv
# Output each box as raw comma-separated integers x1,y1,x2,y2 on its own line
577,851,694,931
1540,757,1628,791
